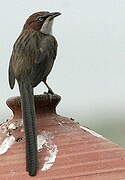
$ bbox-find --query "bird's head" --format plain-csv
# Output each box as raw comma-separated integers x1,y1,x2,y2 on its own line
22,11,61,34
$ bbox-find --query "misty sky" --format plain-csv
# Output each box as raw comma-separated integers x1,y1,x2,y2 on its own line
1,0,125,132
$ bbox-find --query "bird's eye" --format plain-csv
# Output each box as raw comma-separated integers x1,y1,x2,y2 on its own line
37,17,43,22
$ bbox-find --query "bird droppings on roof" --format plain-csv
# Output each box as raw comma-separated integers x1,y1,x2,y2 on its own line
37,131,58,171
0,118,24,154
0,119,23,135
0,123,58,172
8,123,17,130
41,144,58,171
0,121,9,134
0,135,15,155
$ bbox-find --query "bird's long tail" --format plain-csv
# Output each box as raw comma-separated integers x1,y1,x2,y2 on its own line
19,81,37,176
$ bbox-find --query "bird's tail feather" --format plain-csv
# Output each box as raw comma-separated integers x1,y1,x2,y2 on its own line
19,81,37,176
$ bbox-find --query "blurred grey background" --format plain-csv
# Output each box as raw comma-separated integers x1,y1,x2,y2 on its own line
1,0,125,147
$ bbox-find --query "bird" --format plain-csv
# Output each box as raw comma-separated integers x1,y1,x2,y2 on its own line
8,11,61,176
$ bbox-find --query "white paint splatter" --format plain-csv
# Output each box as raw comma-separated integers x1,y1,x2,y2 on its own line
0,136,15,155
8,123,16,130
80,126,106,139
37,134,48,152
41,144,58,171
0,119,23,135
0,122,8,133
0,128,58,171
37,131,58,171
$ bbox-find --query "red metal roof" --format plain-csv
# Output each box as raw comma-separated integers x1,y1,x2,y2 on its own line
0,94,125,179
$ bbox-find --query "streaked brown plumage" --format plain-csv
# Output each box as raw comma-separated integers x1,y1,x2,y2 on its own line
8,11,61,176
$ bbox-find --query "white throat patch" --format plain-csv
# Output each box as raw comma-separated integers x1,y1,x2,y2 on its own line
40,18,53,35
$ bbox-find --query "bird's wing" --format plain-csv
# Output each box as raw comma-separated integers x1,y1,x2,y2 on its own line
8,31,57,88
8,54,15,89
30,33,58,87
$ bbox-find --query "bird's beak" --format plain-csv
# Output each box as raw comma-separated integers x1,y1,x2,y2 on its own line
49,12,61,19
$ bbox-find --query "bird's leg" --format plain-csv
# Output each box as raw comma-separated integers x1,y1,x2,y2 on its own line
43,81,54,103
43,81,54,95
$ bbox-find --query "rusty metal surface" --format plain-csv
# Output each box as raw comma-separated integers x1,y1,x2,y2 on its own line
0,94,125,179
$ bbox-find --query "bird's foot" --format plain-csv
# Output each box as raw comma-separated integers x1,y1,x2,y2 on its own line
44,89,54,95
44,90,54,103
48,89,54,95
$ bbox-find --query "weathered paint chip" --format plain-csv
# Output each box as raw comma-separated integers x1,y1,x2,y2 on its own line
0,136,15,155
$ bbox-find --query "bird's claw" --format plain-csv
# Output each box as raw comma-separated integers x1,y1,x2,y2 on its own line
44,91,54,103
48,89,54,95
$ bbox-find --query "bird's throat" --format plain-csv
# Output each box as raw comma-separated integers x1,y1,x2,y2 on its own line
40,19,53,35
